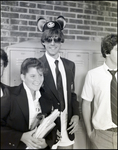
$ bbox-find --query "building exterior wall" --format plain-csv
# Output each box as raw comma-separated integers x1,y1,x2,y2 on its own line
1,1,117,48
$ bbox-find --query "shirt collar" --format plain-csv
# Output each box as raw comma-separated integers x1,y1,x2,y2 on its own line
45,51,61,64
23,82,41,101
103,62,117,71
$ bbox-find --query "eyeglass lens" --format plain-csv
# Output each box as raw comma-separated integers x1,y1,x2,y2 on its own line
46,37,61,43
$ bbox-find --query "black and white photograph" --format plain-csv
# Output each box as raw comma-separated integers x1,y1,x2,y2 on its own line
1,1,117,149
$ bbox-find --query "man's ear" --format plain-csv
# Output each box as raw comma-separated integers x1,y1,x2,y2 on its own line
21,74,25,82
37,17,47,32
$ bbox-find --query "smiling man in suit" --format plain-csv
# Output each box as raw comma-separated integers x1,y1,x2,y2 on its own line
1,58,60,149
37,16,80,149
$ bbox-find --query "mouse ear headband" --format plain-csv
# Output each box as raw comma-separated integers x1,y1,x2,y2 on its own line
37,16,66,32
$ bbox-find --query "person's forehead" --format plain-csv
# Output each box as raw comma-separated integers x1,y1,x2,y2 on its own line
27,67,43,73
46,31,59,36
47,35,59,38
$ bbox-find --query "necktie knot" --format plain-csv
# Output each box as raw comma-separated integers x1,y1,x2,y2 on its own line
55,60,59,66
108,70,117,76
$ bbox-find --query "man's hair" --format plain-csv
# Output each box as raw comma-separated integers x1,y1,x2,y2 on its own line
101,34,117,58
20,58,45,75
0,49,8,67
41,28,64,44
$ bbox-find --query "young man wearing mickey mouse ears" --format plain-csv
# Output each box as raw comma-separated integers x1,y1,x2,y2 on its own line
37,16,80,149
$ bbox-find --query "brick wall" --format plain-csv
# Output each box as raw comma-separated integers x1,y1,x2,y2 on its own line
1,1,117,48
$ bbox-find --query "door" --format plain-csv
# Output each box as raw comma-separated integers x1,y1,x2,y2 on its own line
66,51,89,149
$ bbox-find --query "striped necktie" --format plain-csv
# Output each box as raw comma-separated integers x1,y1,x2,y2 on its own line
108,70,117,125
55,60,65,111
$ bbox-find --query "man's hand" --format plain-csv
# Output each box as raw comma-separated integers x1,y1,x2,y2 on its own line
36,138,47,149
20,128,47,149
67,115,79,134
56,130,61,143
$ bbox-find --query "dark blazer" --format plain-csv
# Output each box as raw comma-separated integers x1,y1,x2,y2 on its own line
39,54,80,141
1,83,58,149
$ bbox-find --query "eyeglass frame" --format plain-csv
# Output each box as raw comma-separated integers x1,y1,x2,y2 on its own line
44,37,62,43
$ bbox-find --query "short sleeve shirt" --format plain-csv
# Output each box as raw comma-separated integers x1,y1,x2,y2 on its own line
81,63,117,130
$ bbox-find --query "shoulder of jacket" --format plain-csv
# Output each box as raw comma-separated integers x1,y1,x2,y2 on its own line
9,83,24,95
61,57,74,64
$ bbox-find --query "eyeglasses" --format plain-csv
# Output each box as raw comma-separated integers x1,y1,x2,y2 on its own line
45,37,61,43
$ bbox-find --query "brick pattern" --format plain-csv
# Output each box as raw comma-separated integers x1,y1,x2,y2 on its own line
1,1,117,48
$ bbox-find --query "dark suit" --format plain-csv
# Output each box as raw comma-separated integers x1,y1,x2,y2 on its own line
39,54,80,141
1,83,58,149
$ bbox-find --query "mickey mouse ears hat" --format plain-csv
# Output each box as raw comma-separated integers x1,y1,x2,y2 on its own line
37,16,66,32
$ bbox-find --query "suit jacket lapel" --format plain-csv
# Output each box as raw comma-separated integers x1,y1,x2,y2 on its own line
61,58,72,101
15,84,29,127
40,55,59,101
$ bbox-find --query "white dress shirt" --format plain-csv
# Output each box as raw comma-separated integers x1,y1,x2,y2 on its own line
23,82,41,129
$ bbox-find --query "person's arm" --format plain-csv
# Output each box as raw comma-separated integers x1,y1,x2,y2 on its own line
67,92,80,134
1,95,24,149
67,115,79,134
82,99,93,137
